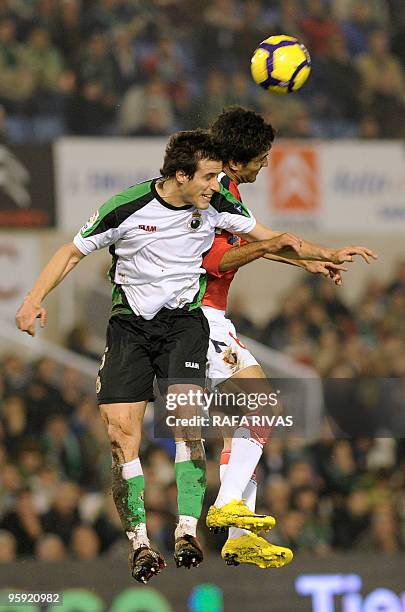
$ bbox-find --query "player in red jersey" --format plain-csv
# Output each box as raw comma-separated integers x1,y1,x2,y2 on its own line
204,107,376,568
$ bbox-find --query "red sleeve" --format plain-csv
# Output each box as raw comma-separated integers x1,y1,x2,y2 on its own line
203,233,233,277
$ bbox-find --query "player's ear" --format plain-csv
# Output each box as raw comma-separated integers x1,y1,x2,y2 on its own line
176,169,188,184
228,159,239,172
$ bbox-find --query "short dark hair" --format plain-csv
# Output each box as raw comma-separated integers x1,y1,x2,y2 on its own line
210,106,275,165
160,129,223,179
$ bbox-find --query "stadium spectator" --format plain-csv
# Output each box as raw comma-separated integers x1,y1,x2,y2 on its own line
275,0,303,39
142,36,188,93
0,489,44,556
2,354,28,394
271,509,306,550
198,0,241,73
118,76,174,136
292,487,331,555
341,1,379,57
70,524,101,560
35,533,66,561
370,502,403,553
332,489,371,549
93,493,123,553
53,0,83,69
312,33,362,135
23,25,63,94
31,0,58,37
30,463,61,514
1,395,30,457
130,106,172,137
234,0,270,65
0,529,17,563
22,24,69,141
0,464,22,519
331,0,389,25
0,17,35,114
228,71,259,111
110,25,142,94
194,69,230,128
264,479,291,518
15,441,44,485
391,10,405,69
357,29,405,102
300,0,342,57
42,481,81,546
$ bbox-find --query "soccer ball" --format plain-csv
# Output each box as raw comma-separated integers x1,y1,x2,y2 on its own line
250,35,311,94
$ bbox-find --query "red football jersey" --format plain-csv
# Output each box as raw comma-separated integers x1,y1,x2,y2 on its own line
202,176,247,311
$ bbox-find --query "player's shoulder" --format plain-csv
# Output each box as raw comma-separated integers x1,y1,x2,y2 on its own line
218,172,241,201
102,178,158,219
80,179,156,238
109,178,156,212
210,175,250,218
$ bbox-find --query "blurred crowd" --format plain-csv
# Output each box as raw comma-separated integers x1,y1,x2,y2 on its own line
0,0,404,143
233,258,405,378
1,258,404,561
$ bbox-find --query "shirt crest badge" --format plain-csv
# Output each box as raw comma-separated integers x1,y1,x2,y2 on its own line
187,210,203,231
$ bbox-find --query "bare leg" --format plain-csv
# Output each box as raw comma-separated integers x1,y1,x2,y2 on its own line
100,402,148,539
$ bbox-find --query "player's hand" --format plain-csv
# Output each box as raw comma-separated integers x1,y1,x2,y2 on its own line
332,245,378,264
265,233,302,255
304,261,348,285
15,297,47,337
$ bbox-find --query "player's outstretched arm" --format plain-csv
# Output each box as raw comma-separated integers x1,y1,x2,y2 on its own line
244,222,378,263
16,242,85,337
218,233,302,273
243,221,330,260
264,254,348,285
331,245,378,264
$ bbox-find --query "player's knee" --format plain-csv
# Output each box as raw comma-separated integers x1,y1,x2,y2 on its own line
100,407,141,461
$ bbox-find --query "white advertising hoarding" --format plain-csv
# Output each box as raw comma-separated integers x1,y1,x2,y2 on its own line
55,138,405,234
54,138,164,233
0,235,39,323
241,140,405,233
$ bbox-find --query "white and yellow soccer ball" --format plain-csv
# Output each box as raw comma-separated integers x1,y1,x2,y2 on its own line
250,35,311,94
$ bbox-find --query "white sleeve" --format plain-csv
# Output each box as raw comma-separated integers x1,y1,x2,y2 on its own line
72,204,123,255
73,226,121,256
209,188,256,234
213,209,256,234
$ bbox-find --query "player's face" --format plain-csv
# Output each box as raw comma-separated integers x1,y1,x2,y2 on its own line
237,149,271,183
182,159,222,209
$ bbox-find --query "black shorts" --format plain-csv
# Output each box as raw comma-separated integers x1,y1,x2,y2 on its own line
96,308,209,404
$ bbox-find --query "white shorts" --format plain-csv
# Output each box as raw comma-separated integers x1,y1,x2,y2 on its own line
202,305,259,386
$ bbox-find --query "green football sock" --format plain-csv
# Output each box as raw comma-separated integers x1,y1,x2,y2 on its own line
175,458,207,519
112,465,145,531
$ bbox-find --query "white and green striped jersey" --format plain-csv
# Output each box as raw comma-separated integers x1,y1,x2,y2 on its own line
73,178,255,320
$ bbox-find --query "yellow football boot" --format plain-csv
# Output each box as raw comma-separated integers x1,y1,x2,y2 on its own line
222,532,293,569
206,500,276,534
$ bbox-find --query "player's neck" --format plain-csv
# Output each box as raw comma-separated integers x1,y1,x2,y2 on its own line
156,178,189,207
224,166,241,186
